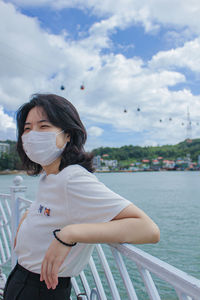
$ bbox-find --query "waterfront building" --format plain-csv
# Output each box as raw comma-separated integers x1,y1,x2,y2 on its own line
163,160,175,169
93,155,101,169
142,159,149,163
152,159,159,165
142,159,150,170
103,159,118,168
157,156,163,160
176,157,185,164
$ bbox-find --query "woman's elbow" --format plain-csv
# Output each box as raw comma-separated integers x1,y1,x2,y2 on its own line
151,223,160,243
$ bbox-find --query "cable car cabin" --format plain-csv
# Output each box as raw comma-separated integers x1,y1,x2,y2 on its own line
124,109,127,113
80,84,85,90
60,85,65,90
137,107,140,112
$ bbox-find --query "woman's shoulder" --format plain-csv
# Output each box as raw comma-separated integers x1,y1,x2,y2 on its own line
61,164,95,180
40,164,96,185
64,163,88,173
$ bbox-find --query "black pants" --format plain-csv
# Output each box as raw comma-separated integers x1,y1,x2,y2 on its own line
3,263,71,300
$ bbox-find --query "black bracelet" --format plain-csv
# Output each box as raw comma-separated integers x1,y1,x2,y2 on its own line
53,229,77,247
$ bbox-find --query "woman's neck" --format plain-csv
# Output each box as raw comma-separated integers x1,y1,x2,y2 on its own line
42,157,61,176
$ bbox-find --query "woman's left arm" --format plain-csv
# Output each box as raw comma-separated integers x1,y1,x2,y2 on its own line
40,203,160,289
61,203,160,245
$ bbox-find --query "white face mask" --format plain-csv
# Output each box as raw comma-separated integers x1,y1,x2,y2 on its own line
22,130,67,166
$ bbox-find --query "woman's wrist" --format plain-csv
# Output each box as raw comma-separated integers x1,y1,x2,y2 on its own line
59,225,76,245
53,229,77,247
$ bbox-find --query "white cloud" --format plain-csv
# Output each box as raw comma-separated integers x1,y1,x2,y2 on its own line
164,28,196,48
10,0,200,34
87,126,103,137
0,106,16,140
0,106,15,130
0,2,69,109
1,1,200,147
149,38,200,72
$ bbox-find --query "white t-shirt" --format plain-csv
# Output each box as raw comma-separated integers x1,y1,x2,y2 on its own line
15,164,132,277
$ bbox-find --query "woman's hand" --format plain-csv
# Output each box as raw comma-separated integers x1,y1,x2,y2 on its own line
40,238,72,289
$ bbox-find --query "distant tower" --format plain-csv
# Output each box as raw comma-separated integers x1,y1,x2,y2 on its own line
186,106,192,143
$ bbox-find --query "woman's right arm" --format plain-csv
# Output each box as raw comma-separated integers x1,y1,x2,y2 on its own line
14,210,29,248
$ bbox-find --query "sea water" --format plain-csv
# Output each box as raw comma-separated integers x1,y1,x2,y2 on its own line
0,171,199,299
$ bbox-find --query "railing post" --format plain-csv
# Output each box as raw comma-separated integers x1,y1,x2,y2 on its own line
10,176,27,268
0,267,6,292
77,294,88,300
90,288,100,300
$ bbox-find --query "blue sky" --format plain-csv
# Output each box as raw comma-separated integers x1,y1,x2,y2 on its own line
0,0,200,150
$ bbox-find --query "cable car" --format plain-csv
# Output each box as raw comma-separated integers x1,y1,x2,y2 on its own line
60,85,65,90
159,119,162,122
137,107,140,112
80,84,85,90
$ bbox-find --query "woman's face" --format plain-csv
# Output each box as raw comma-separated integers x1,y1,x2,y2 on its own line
22,106,70,148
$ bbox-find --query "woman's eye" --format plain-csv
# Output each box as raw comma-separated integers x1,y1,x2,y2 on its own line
41,125,49,128
24,128,30,131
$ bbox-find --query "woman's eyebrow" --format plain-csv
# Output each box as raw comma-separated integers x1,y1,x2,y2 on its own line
24,119,50,125
38,119,50,124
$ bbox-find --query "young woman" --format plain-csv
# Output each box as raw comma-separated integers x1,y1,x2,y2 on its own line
3,93,160,300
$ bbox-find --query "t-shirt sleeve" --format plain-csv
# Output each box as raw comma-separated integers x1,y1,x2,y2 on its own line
66,167,132,224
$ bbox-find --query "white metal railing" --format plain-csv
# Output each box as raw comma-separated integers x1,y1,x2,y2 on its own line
0,176,200,300
0,193,11,298
0,193,11,267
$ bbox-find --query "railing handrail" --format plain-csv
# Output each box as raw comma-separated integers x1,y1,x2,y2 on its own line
0,194,10,198
17,196,32,205
109,243,200,299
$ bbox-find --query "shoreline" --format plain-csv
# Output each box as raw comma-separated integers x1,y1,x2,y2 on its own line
0,169,199,175
95,169,199,173
0,170,27,175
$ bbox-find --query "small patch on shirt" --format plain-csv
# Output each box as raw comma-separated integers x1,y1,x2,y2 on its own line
38,205,51,216
44,208,51,216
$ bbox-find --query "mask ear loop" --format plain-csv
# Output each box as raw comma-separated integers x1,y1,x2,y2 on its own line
56,130,69,150
56,130,64,136
61,141,68,150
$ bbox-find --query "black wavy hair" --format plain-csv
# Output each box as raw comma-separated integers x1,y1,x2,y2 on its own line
16,93,95,175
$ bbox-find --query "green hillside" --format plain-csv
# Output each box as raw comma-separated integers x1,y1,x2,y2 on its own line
92,138,200,162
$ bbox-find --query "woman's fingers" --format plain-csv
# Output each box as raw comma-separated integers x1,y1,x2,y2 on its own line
41,258,60,289
46,261,53,289
41,260,48,287
41,255,62,289
51,261,60,289
41,259,51,289
40,263,43,282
